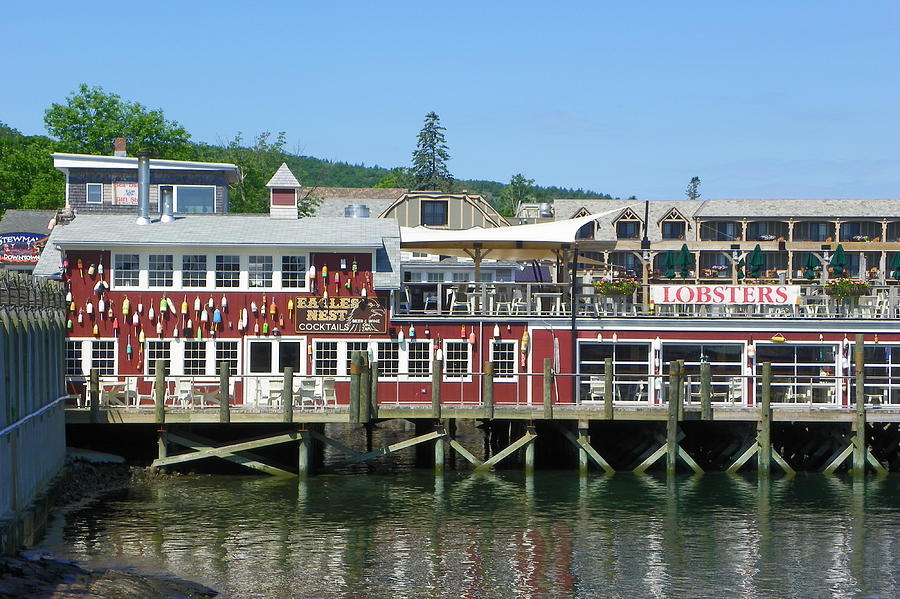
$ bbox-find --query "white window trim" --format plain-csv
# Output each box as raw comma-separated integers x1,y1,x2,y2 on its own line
86,183,103,205
443,339,473,382
111,252,141,289
65,338,117,378
489,339,518,381
159,184,217,214
245,337,307,376
145,338,246,377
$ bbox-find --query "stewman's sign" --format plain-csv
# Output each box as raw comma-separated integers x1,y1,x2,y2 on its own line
294,296,387,334
650,285,800,305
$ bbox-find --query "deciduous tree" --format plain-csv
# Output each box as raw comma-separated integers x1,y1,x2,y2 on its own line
495,173,535,217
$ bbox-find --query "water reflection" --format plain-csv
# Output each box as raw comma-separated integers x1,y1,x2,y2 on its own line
44,473,899,599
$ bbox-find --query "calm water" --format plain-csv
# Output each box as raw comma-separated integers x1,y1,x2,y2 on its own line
42,472,899,599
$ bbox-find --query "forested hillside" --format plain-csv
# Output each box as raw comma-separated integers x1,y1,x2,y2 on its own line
0,86,625,217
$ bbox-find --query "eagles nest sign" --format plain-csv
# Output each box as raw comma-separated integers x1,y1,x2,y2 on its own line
294,296,387,334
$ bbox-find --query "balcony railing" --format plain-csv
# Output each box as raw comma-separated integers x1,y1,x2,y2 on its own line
394,282,900,319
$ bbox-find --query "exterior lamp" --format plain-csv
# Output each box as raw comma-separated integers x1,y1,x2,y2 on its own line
596,333,603,341
493,324,501,340
771,333,786,343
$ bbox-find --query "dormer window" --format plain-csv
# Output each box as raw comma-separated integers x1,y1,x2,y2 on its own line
660,208,688,239
614,208,643,239
422,200,448,226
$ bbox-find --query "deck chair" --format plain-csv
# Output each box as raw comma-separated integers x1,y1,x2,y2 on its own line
123,376,153,407
587,375,605,402
322,377,336,408
713,377,743,404
397,288,411,314
167,378,194,407
264,378,285,408
298,378,319,410
449,288,471,315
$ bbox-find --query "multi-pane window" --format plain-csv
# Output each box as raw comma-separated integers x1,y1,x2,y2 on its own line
426,272,444,283
579,342,651,402
616,220,640,239
445,341,470,378
408,341,431,378
182,255,207,288
249,256,273,287
172,185,215,214
421,200,448,226
148,255,174,287
113,254,139,286
86,183,102,204
215,255,240,287
215,341,239,375
315,341,338,376
147,341,171,375
65,341,83,376
281,256,307,288
346,341,369,373
755,344,838,404
452,273,469,283
491,341,517,379
91,341,115,376
184,341,207,375
662,221,686,240
377,342,399,376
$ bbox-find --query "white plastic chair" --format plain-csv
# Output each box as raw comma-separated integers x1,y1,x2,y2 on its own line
298,378,319,410
322,377,336,408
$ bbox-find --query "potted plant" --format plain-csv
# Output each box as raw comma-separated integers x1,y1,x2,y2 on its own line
851,235,870,242
594,279,640,296
823,279,870,297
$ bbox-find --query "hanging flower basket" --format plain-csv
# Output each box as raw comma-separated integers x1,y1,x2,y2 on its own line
594,280,639,296
823,279,870,297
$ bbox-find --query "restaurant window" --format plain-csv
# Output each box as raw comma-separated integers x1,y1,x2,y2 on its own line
408,341,431,378
215,255,240,287
755,343,838,403
249,255,273,288
249,341,273,373
147,341,171,376
444,340,470,379
855,344,900,405
422,200,448,226
182,255,207,288
215,341,239,375
282,255,307,289
345,341,369,374
661,343,743,400
86,183,103,204
113,254,139,287
616,220,640,239
377,341,399,376
148,255,174,287
314,341,338,376
278,341,304,372
65,341,83,376
172,185,215,214
91,341,116,376
578,342,650,402
426,272,444,283
490,340,517,379
662,221,686,240
452,273,469,283
184,341,207,375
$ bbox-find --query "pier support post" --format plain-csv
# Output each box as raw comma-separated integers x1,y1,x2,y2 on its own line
359,354,371,425
543,358,553,419
758,362,772,477
282,367,293,423
484,362,494,420
349,351,361,424
577,420,589,477
700,361,712,420
853,334,866,476
524,425,535,476
89,368,99,424
666,362,680,474
604,358,614,420
431,359,442,420
298,427,310,478
154,360,167,465
218,361,230,423
434,423,445,476
369,361,379,420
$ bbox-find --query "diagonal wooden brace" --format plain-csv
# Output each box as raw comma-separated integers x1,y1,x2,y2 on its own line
555,424,615,474
152,431,298,469
329,430,445,468
162,431,295,477
474,432,537,473
449,439,483,466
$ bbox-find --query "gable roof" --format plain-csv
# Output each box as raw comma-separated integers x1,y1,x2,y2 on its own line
694,199,900,219
266,163,301,188
380,192,511,227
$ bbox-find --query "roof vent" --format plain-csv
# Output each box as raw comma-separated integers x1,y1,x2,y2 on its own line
539,203,553,217
344,205,370,218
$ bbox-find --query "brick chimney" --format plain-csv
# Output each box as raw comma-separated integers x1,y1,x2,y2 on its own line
265,163,302,219
113,137,127,157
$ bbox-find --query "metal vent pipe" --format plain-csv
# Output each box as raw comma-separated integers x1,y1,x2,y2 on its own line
136,153,151,225
160,186,174,222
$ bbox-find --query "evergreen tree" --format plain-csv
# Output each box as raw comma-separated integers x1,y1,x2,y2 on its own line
411,111,452,191
685,176,701,201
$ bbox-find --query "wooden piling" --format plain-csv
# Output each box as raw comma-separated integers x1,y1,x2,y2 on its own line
153,360,165,425
483,362,494,420
604,358,614,420
700,361,712,420
218,361,230,424
359,354,371,424
434,423,445,476
666,362,679,474
758,362,772,477
282,367,293,423
524,425,535,476
676,360,685,421
349,351,361,424
298,428,309,478
577,420,589,477
88,368,99,424
431,359,442,420
543,358,553,420
853,333,866,475
369,360,380,420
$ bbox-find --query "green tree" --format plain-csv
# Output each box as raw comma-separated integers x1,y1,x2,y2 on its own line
375,167,412,189
411,111,452,191
0,135,64,214
685,176,701,201
0,121,22,140
495,173,535,217
44,84,191,157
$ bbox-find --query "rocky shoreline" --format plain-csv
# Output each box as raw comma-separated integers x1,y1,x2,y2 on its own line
0,459,220,599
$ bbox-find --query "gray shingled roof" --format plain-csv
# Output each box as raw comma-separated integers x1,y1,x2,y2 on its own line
266,163,302,188
0,210,57,235
694,199,900,218
35,214,401,288
552,199,705,241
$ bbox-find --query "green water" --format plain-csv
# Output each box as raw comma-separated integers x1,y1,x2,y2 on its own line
43,472,898,598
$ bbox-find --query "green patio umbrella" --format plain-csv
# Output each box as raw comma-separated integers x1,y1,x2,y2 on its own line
736,257,745,280
746,244,765,278
830,244,847,277
890,252,900,280
676,243,694,278
802,252,821,280
663,251,677,279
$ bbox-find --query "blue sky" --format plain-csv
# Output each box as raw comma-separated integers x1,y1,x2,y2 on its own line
2,1,897,200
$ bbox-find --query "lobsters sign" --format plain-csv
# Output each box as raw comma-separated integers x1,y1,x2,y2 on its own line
650,285,800,305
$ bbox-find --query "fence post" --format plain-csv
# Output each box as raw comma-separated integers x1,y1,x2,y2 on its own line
483,362,494,420
543,358,553,419
219,361,230,424
282,366,293,423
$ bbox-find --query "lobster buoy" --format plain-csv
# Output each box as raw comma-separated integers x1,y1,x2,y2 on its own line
122,296,131,316
194,296,201,312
